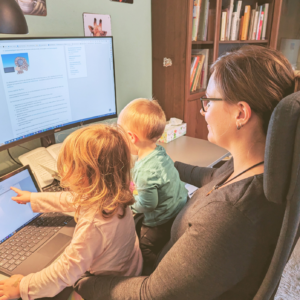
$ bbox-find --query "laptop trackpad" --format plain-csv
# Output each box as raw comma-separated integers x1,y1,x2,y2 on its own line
37,233,71,258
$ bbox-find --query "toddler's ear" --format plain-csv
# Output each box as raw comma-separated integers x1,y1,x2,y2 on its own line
127,131,139,144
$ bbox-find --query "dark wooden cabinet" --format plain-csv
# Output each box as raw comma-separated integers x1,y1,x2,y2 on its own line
152,0,283,140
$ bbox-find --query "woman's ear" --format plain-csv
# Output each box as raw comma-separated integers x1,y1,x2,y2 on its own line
235,101,252,128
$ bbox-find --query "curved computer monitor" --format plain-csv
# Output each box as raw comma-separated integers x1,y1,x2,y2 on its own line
0,36,117,151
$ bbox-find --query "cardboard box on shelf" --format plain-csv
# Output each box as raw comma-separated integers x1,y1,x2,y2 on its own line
158,123,187,143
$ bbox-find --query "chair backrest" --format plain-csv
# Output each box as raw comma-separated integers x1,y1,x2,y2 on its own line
254,91,300,300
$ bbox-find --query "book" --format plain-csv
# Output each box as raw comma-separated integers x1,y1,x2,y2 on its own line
251,10,259,40
236,1,243,19
230,11,238,41
190,56,200,88
18,143,63,188
220,11,227,41
198,0,209,41
192,49,209,89
248,9,256,41
241,5,251,40
262,3,269,40
238,15,244,41
190,57,197,77
256,5,264,40
226,0,234,41
191,55,205,92
192,0,202,41
207,8,216,41
191,60,201,92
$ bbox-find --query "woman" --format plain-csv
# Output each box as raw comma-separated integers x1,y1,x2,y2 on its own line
74,46,300,299
1,46,300,300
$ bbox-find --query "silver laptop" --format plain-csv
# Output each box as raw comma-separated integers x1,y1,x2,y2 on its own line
0,166,76,276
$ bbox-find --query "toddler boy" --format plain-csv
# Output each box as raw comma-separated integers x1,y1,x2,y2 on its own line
118,98,188,273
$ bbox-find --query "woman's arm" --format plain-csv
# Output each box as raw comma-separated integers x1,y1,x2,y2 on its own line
174,158,233,188
75,201,255,300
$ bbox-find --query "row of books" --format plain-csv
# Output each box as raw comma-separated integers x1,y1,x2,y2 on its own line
192,0,214,42
220,1,269,41
190,49,209,92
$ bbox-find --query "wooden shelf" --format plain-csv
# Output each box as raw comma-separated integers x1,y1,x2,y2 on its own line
187,90,206,102
219,40,269,44
192,41,214,45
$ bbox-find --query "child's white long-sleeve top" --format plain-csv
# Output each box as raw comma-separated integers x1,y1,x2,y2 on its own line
19,192,143,300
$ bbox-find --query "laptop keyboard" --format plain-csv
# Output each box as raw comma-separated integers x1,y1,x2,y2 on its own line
0,213,73,272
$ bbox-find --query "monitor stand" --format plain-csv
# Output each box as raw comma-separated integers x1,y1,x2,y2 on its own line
41,133,56,148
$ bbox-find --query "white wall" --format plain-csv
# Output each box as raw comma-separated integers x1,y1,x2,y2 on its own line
0,0,152,176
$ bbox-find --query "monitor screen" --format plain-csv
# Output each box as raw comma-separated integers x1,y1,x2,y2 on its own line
0,37,117,149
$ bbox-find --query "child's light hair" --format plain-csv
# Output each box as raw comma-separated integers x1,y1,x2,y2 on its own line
57,124,134,222
120,98,166,141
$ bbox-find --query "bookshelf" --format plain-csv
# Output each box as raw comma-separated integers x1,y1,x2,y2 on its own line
152,0,283,140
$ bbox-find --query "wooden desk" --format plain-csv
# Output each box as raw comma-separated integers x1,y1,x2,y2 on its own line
0,136,228,282
158,136,229,167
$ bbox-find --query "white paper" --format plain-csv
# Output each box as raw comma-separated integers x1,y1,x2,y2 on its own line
47,143,63,161
185,183,198,198
19,147,57,188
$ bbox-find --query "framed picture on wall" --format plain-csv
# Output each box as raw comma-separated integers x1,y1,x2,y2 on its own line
83,14,112,37
15,0,47,16
111,0,134,4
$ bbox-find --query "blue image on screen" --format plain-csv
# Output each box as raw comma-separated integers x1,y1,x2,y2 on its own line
1,53,30,74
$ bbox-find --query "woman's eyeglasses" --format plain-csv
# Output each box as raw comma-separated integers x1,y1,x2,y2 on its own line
200,96,223,112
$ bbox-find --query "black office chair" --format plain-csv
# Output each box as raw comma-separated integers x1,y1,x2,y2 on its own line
254,91,300,300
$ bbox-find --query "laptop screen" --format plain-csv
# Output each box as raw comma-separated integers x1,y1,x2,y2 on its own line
0,167,41,244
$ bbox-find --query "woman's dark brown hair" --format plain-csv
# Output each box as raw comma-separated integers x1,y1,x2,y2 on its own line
57,124,134,222
211,45,300,134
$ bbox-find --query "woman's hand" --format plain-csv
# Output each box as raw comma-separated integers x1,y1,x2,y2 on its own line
0,274,24,300
10,187,31,204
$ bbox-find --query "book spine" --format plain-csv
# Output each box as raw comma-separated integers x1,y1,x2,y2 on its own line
192,0,202,41
255,5,263,40
198,0,208,41
256,7,264,40
202,1,210,41
237,1,242,18
238,15,244,41
220,11,227,41
190,57,196,76
191,59,201,91
190,57,199,88
235,18,240,40
252,11,259,40
230,12,238,41
248,9,255,41
202,49,209,89
262,3,269,40
241,5,251,40
193,56,204,91
226,0,234,41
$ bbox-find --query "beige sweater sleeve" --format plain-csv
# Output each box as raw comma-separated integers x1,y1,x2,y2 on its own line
19,217,105,300
30,192,75,212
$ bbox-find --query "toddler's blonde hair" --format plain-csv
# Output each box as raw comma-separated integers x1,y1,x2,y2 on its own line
120,98,166,141
57,124,134,221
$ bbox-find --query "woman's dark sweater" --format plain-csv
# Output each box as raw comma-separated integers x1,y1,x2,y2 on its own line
75,159,285,300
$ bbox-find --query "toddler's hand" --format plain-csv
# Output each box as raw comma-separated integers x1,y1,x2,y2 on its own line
10,187,31,204
0,274,23,300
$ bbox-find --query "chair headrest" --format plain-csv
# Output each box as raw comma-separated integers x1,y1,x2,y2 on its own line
264,91,300,204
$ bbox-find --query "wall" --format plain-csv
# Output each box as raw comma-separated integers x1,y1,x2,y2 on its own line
0,0,152,176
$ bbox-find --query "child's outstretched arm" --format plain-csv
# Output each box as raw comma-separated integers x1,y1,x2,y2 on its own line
19,218,104,300
11,187,75,213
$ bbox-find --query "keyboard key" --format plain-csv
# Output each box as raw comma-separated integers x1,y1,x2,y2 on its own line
15,260,22,265
20,256,26,261
8,264,17,271
0,259,8,267
14,255,20,260
19,251,25,256
1,253,8,259
8,259,16,265
25,252,32,257
11,251,18,256
3,263,10,269
6,255,13,260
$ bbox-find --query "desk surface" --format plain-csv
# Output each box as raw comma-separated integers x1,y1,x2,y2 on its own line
158,136,229,167
0,136,228,282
